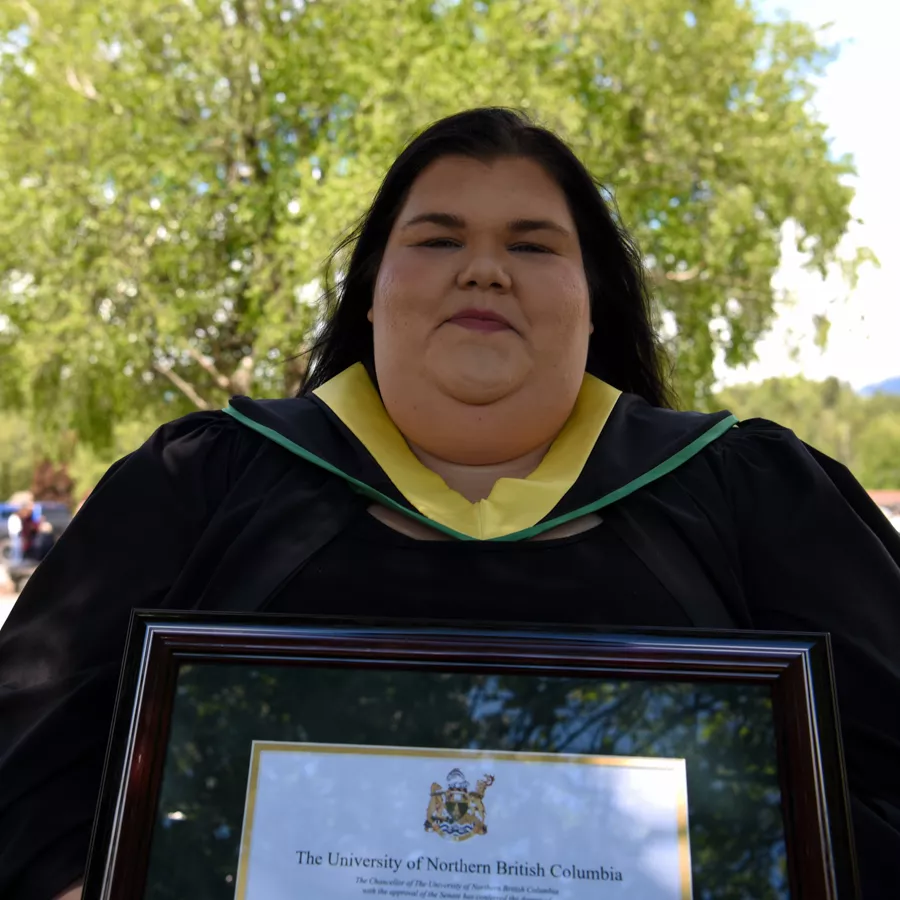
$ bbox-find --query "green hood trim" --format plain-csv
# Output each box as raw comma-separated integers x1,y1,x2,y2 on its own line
222,404,738,542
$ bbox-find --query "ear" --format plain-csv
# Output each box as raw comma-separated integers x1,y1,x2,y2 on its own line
589,321,594,335
367,307,374,324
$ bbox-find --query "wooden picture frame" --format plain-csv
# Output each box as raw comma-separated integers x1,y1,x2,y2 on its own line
82,612,859,900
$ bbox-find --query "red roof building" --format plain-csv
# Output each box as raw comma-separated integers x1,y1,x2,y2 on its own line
869,490,900,513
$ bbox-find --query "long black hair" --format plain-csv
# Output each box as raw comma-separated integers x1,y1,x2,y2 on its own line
300,107,674,408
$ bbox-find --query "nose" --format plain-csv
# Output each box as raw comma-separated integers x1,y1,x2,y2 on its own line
455,250,512,292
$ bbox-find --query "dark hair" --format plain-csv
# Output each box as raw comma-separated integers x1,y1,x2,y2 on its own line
300,107,674,408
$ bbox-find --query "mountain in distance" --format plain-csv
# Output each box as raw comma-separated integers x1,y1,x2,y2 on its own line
859,376,900,397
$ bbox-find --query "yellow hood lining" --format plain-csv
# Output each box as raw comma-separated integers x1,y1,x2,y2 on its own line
313,364,621,541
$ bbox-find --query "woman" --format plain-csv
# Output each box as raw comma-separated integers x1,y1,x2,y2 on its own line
1,108,898,899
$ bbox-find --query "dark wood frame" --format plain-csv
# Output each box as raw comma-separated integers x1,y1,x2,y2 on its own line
83,612,860,900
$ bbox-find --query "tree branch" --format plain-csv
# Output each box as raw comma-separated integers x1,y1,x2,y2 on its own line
153,363,211,410
17,2,42,32
65,67,99,100
230,356,254,396
664,265,702,283
186,346,231,391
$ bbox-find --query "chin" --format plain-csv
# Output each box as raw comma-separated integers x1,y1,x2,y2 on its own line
430,362,529,406
427,342,529,397
438,377,522,407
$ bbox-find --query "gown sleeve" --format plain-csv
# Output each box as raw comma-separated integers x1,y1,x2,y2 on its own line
714,419,900,896
0,411,249,900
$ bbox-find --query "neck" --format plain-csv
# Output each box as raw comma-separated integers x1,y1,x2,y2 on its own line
408,441,552,503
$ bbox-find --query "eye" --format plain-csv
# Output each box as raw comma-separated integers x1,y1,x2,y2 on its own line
510,243,553,254
417,238,461,248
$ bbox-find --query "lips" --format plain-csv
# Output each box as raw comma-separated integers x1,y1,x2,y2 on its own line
447,308,514,333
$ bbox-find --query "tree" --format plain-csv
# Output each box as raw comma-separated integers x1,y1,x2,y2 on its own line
715,376,900,489
0,411,35,500
0,409,73,504
853,414,900,490
0,0,864,450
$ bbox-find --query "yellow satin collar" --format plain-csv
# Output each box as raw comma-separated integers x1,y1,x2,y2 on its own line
314,363,621,540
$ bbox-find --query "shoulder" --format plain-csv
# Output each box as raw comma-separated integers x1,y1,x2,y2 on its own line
223,393,353,464
225,393,328,436
696,415,881,528
665,411,841,503
595,394,737,490
607,397,829,501
159,394,351,488
142,407,255,461
126,406,286,493
706,416,824,479
616,398,803,461
80,402,322,522
147,394,327,457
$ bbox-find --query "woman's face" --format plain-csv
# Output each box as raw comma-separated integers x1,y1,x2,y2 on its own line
370,155,592,461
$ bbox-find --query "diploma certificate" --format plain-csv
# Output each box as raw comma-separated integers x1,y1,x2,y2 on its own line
235,742,692,900
82,619,857,899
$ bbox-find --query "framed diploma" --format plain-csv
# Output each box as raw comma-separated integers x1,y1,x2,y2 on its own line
82,614,859,900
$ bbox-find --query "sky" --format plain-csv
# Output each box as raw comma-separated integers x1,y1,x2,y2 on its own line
715,0,900,390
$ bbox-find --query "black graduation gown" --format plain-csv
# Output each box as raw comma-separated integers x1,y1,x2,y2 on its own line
1,388,899,899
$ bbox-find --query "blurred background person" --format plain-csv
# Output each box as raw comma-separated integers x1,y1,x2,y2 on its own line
6,496,37,566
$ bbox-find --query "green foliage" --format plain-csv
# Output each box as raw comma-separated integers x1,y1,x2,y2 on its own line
0,407,157,501
715,377,900,488
0,0,862,448
145,665,786,899
849,410,900,490
0,411,36,499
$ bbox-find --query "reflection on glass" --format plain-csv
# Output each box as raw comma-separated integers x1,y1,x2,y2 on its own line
143,666,786,900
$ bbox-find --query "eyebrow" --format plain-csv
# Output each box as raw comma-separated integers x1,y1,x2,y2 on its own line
401,212,572,238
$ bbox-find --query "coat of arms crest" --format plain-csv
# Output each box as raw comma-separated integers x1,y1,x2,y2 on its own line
424,768,495,841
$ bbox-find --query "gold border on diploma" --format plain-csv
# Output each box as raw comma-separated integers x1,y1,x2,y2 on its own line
234,741,693,900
